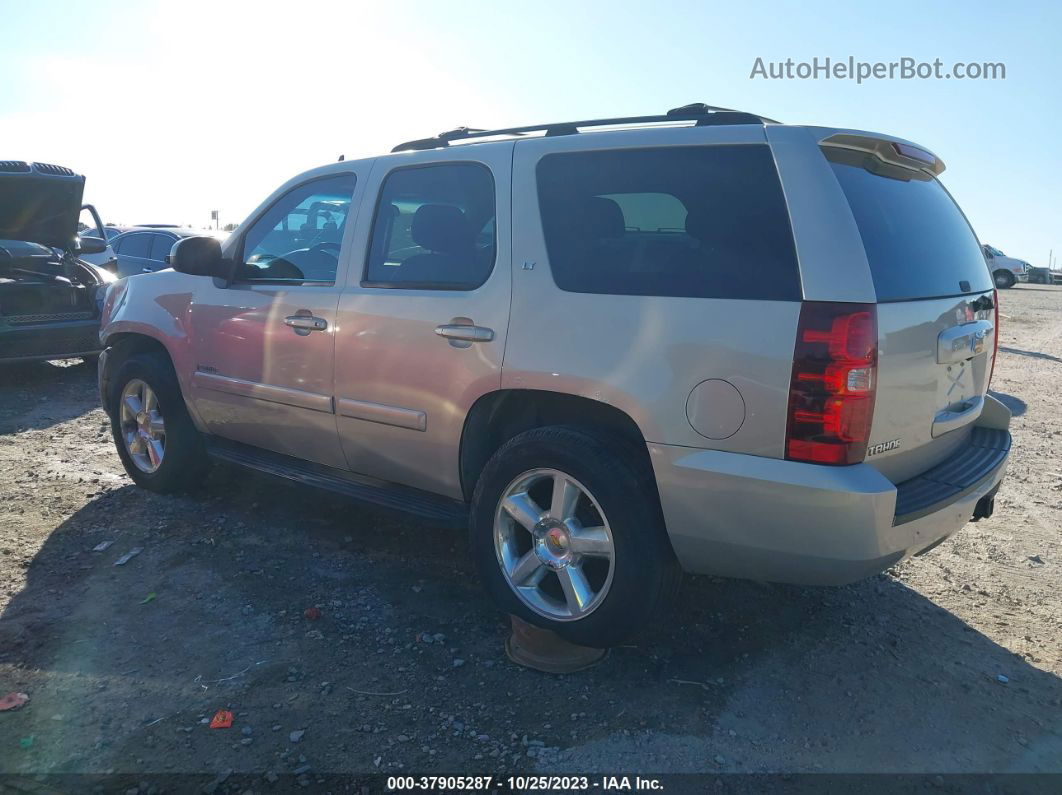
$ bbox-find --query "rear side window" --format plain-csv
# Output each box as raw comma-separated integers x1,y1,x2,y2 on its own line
535,145,801,301
365,163,496,290
150,234,175,262
826,148,993,301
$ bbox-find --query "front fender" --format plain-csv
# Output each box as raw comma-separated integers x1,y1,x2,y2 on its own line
99,271,204,426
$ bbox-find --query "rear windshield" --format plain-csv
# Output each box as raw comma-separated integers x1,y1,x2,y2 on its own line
536,145,801,301
827,148,993,301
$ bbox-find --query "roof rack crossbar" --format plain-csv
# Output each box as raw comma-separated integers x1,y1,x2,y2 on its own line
391,104,779,152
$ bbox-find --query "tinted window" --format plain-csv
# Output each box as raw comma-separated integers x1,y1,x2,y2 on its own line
536,145,800,300
118,233,151,258
150,234,176,262
827,149,993,301
365,163,496,289
238,173,356,283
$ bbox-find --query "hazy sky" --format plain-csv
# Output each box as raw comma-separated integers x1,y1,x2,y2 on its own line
2,0,1058,265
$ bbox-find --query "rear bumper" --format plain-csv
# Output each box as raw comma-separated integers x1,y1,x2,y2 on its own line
651,396,1012,585
0,318,101,363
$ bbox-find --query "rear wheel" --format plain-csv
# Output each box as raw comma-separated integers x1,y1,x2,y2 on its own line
108,352,208,493
994,270,1015,289
470,426,679,648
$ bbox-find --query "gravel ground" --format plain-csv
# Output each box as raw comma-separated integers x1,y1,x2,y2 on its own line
0,285,1060,783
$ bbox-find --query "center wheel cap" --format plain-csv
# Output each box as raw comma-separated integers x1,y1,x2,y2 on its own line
533,521,573,570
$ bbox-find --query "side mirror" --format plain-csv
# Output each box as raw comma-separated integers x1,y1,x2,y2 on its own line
170,236,228,278
76,235,108,254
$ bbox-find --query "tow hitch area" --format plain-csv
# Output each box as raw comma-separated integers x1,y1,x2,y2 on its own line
972,488,999,521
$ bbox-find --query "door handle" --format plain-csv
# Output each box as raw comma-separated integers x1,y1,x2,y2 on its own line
932,395,984,437
284,314,328,334
434,324,494,343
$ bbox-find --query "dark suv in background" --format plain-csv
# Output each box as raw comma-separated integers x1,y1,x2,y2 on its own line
0,160,115,363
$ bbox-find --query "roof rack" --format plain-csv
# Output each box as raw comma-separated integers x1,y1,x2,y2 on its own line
391,103,780,153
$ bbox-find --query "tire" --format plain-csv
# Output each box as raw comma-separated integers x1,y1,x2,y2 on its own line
107,351,208,493
994,270,1015,289
469,426,680,648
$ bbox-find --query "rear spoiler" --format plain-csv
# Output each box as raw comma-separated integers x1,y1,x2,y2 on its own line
819,132,945,176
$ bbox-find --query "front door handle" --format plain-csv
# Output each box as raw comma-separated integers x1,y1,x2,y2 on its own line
284,314,328,335
434,324,494,343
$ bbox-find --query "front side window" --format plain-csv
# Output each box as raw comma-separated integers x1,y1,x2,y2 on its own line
365,163,496,289
535,145,801,301
237,173,356,283
118,233,151,258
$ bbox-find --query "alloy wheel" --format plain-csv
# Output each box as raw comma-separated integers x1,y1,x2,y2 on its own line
119,378,166,473
493,468,615,621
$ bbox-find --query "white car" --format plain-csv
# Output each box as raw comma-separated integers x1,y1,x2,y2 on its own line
983,244,1029,288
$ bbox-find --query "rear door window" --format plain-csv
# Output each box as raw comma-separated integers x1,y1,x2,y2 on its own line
150,234,175,263
826,148,993,301
364,163,496,290
535,145,801,301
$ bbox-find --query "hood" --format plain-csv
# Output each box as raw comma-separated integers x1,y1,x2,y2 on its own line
0,161,85,250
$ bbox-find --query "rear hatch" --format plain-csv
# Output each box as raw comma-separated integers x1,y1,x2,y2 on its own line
824,143,997,484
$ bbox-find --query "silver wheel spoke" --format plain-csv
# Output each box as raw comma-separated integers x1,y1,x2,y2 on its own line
557,565,593,616
549,475,581,521
146,439,163,468
510,550,545,586
567,524,612,558
148,414,165,436
503,493,544,531
142,385,156,412
122,394,142,418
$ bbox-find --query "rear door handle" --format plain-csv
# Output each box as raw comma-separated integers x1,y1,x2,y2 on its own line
434,324,494,343
284,314,328,335
932,395,984,437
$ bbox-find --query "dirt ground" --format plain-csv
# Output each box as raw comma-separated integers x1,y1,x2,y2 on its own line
0,285,1060,785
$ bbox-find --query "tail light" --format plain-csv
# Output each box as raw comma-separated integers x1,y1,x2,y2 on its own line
989,288,999,386
786,302,878,465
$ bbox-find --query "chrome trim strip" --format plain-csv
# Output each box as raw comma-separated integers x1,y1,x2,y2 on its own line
336,397,427,432
191,371,333,414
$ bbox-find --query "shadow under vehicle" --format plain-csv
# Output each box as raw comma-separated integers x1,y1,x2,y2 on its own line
0,160,116,363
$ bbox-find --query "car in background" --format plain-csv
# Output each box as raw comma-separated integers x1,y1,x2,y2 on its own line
110,227,201,278
1,160,116,363
983,244,1029,288
1027,265,1062,285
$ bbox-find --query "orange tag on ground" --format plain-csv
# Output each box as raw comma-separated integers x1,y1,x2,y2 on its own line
209,709,233,729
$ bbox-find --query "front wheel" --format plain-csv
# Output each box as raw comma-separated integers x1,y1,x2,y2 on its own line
107,352,208,493
469,426,679,648
994,270,1016,289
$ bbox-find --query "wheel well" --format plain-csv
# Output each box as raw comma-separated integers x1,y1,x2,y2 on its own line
100,333,174,412
459,390,649,501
